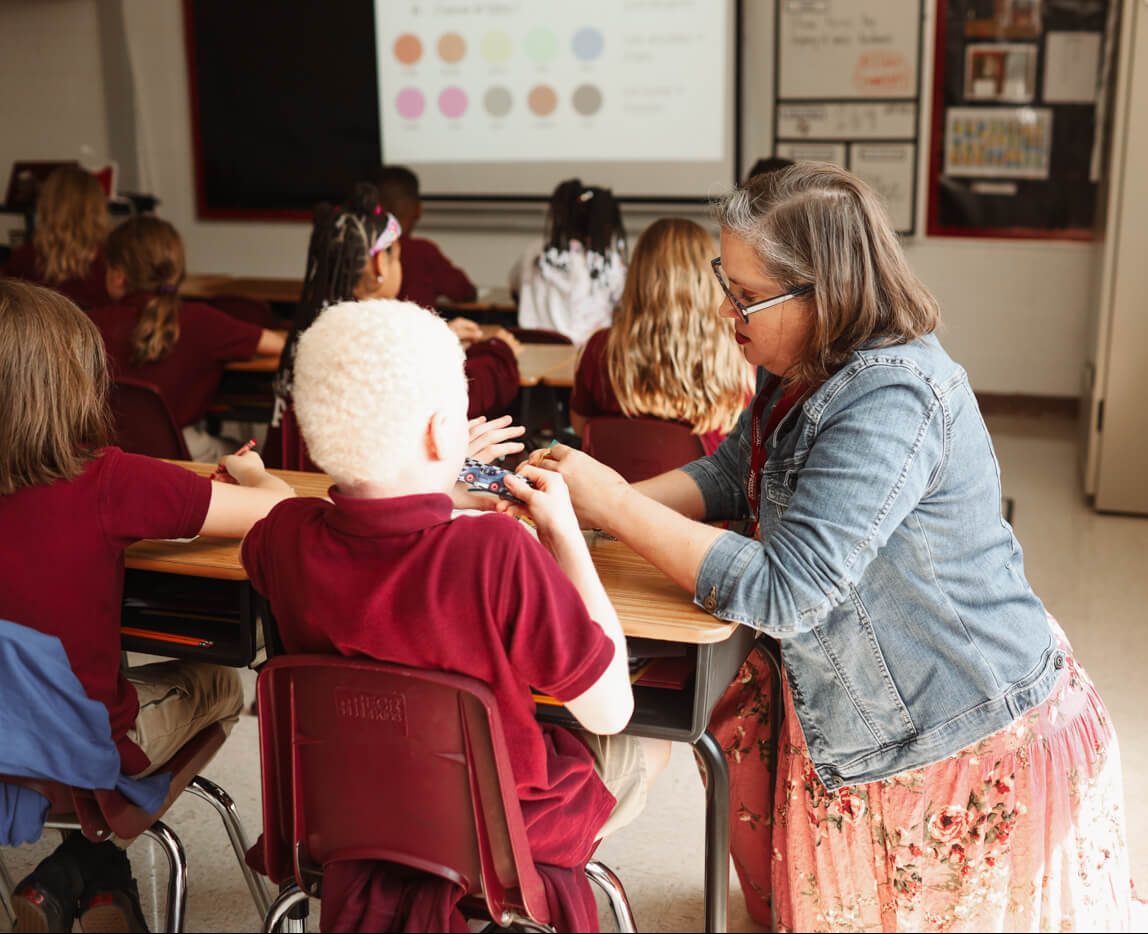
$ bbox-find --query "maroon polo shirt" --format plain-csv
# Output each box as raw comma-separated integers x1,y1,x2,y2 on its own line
465,338,520,420
2,242,110,309
242,491,618,861
571,328,730,456
88,294,263,427
395,235,477,310
0,450,211,774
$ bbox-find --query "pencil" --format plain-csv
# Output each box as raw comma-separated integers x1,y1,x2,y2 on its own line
121,627,213,648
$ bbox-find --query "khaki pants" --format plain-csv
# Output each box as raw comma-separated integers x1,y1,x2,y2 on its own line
125,660,244,777
579,732,650,841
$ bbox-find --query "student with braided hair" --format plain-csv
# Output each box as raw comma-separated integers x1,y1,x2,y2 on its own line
270,182,523,472
87,216,285,462
509,178,628,345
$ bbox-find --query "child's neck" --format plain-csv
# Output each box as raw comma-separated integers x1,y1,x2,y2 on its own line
337,476,452,501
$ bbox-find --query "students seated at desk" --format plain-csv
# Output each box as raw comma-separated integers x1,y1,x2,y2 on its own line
0,279,293,934
271,184,520,472
243,299,668,932
571,218,753,455
376,164,477,309
1,165,110,309
87,216,285,463
509,178,628,346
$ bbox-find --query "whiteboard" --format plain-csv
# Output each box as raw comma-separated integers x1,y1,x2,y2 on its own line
778,0,921,100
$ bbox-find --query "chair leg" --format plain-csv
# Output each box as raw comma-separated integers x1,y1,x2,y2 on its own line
262,884,309,933
586,860,637,933
186,775,271,917
142,820,187,933
0,851,16,925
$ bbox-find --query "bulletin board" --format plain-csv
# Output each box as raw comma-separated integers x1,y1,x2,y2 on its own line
926,0,1118,239
774,0,926,236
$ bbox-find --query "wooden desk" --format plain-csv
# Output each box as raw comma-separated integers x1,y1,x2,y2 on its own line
181,275,302,306
224,354,280,374
437,285,516,317
125,463,748,932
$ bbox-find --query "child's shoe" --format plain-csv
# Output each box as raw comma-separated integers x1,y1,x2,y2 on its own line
77,879,149,934
11,850,84,933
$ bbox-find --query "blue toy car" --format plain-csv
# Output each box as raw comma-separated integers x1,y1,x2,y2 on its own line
457,458,528,504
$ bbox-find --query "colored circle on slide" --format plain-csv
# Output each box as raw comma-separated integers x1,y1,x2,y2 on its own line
484,86,513,117
572,27,604,61
437,32,466,63
572,83,603,116
524,28,559,64
395,87,425,119
393,34,422,65
438,86,468,118
481,31,513,64
528,84,558,117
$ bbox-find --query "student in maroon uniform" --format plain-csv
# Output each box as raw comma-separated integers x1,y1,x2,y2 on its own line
87,216,285,462
244,299,669,932
0,279,294,933
571,217,753,456
1,165,111,309
271,184,521,473
376,164,478,310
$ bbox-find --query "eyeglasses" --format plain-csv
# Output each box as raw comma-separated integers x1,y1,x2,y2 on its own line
710,257,813,324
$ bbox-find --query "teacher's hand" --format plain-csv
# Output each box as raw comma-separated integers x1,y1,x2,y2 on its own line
525,443,629,532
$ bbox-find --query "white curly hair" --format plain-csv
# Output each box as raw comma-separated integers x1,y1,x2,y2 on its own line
292,299,467,487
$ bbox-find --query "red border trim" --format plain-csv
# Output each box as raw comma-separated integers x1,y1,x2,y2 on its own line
925,0,1094,241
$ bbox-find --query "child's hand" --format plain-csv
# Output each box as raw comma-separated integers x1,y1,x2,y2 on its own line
467,414,526,463
488,327,523,357
217,450,269,487
447,317,483,346
497,464,583,557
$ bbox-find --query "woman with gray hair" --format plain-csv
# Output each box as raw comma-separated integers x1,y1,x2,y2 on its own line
519,163,1136,930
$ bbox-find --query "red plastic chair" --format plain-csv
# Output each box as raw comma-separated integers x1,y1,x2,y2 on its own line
582,416,706,484
108,378,191,460
255,655,636,932
0,723,269,932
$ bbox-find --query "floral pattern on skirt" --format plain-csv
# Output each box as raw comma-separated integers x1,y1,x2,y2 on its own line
708,619,1136,932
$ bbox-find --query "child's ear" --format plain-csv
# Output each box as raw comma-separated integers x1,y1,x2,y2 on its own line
425,411,448,462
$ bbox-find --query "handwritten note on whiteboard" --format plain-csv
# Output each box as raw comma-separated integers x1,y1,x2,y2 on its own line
778,0,921,100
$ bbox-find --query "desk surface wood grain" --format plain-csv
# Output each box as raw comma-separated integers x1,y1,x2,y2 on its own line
125,462,733,644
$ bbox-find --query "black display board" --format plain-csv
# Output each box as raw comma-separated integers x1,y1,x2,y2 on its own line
927,0,1117,239
184,0,380,219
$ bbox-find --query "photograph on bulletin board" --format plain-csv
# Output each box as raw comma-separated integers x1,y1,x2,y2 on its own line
927,0,1118,239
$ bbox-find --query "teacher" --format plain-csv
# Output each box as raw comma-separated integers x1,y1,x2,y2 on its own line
523,163,1134,931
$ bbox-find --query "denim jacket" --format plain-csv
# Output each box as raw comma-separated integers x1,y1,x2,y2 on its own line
681,334,1061,790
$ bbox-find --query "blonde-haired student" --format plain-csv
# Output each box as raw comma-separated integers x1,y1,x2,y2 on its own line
0,279,293,932
570,217,753,454
2,165,111,308
87,216,285,462
242,298,669,931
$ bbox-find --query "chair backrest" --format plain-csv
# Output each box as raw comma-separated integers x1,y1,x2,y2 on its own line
108,378,191,460
509,327,572,345
581,416,706,483
255,655,551,924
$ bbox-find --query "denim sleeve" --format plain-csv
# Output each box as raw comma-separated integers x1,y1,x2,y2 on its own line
679,401,753,521
693,365,946,635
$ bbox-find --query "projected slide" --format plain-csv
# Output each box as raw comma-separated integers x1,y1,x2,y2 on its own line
375,0,728,165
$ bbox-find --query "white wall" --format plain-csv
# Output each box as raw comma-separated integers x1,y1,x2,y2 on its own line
0,0,1104,396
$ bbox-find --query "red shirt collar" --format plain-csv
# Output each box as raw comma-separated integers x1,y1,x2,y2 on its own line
325,489,454,537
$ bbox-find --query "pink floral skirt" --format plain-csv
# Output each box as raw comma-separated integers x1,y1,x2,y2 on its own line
709,619,1136,931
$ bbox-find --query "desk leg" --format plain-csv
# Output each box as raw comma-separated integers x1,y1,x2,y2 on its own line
694,729,729,934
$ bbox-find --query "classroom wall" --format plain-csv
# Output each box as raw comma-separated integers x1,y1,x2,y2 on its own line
0,0,1104,397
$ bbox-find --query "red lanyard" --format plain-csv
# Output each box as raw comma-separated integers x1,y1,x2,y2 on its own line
745,377,805,539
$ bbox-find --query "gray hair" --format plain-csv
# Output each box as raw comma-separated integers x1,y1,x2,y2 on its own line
713,162,940,386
